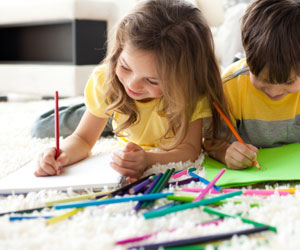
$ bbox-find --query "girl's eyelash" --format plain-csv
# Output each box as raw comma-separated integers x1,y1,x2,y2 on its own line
121,64,130,71
147,79,158,85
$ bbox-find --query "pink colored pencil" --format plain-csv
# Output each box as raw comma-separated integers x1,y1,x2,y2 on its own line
193,168,226,202
172,169,188,179
115,218,224,245
182,188,290,196
55,91,60,159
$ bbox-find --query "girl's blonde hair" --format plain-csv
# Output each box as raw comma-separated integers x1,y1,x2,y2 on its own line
103,0,230,149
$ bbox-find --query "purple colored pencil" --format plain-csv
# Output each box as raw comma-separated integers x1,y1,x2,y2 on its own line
168,177,199,186
133,173,163,212
95,174,154,199
128,226,269,249
129,177,153,195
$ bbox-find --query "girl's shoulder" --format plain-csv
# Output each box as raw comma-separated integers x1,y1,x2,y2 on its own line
88,64,110,89
85,64,109,100
92,64,108,78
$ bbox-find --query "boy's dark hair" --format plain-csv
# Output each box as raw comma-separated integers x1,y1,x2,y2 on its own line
242,0,300,84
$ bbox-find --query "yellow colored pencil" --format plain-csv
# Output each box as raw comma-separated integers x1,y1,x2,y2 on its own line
47,208,83,225
278,188,299,194
45,191,109,206
46,195,109,225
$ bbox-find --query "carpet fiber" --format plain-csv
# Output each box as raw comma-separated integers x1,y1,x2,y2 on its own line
0,97,300,250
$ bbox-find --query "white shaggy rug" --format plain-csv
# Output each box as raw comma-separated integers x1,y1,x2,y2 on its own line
0,97,300,250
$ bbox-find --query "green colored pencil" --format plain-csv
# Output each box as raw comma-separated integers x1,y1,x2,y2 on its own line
167,196,260,208
203,206,277,232
167,195,194,202
143,190,242,219
152,169,171,193
165,243,218,250
173,167,197,175
142,168,171,207
158,168,175,191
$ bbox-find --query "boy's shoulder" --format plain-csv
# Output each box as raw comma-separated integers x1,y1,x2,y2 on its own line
222,58,248,79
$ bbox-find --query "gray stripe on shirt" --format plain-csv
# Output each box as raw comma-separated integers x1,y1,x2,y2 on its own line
234,115,300,148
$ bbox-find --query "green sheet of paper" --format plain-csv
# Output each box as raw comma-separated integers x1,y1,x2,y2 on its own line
204,143,300,188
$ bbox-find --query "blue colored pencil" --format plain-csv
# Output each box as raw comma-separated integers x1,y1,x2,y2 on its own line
9,216,53,221
189,172,221,191
146,201,179,213
55,192,173,210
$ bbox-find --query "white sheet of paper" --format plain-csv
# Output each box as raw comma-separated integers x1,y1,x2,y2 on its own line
0,153,122,194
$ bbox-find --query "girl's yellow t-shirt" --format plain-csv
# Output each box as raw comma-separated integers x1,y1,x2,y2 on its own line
84,65,212,148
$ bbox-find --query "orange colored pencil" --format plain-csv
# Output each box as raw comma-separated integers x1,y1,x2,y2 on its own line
213,101,261,170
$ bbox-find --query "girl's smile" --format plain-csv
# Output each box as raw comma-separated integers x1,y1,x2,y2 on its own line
127,87,142,97
115,43,163,102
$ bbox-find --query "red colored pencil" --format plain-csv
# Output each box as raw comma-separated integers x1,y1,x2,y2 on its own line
213,101,261,170
55,91,60,159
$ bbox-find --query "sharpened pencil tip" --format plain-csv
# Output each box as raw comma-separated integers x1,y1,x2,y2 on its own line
253,160,261,170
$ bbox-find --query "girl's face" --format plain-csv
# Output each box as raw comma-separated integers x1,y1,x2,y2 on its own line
115,43,163,102
250,72,300,101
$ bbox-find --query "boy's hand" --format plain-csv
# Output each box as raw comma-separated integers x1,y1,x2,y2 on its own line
34,147,68,176
225,141,258,170
110,142,147,181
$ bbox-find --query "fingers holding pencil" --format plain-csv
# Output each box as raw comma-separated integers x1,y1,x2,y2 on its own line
225,141,258,170
212,102,261,170
35,147,68,176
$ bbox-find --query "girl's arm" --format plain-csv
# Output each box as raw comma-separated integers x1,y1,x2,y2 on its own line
35,110,108,176
146,119,203,165
60,110,109,164
111,119,203,179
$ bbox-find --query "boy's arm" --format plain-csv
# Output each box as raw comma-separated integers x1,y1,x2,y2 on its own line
204,139,259,170
202,138,229,164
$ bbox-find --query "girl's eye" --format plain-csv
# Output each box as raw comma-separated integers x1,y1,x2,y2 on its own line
121,65,131,71
147,79,158,85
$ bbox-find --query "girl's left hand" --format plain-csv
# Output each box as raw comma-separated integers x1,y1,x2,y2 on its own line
110,142,148,181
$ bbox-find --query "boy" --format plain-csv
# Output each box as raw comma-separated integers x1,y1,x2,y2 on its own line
205,0,300,169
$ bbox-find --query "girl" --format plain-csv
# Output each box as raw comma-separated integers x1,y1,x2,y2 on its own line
35,0,229,181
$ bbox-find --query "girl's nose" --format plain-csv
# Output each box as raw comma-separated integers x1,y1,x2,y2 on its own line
128,76,142,90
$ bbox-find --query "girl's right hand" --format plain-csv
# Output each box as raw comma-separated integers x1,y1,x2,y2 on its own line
34,147,69,176
224,141,258,170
